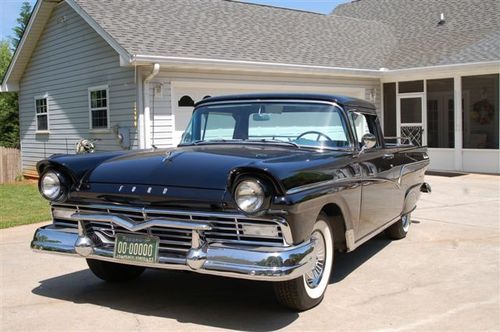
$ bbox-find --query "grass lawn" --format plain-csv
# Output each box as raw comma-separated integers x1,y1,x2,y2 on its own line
0,181,50,229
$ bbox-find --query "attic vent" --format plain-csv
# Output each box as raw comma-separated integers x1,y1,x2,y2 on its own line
438,13,445,25
57,15,68,25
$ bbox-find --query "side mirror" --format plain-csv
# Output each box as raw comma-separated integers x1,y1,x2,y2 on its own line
360,133,377,152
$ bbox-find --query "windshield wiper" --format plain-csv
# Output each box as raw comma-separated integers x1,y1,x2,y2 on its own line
182,139,243,146
244,139,300,148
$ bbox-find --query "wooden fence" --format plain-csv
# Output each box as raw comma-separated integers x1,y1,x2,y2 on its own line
0,147,21,184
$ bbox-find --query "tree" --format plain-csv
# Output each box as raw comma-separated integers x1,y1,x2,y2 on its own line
11,1,32,51
0,2,32,148
0,41,19,148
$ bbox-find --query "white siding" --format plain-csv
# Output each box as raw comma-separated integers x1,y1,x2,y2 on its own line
147,82,173,148
18,2,137,176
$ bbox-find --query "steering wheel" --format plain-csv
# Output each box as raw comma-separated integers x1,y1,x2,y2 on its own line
296,131,333,142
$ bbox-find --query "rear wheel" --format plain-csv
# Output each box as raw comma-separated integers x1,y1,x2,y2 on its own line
273,214,334,311
86,259,145,282
385,213,411,240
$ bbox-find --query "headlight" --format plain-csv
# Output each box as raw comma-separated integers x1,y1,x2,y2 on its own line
40,171,63,201
234,179,265,213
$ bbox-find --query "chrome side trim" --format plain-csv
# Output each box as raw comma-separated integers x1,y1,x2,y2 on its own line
398,159,430,185
72,213,212,232
286,176,400,195
347,215,401,252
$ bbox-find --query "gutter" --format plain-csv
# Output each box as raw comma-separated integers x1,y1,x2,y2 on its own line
129,55,500,80
142,63,160,149
130,54,383,78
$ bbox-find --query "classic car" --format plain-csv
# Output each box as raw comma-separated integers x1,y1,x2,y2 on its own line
31,93,431,311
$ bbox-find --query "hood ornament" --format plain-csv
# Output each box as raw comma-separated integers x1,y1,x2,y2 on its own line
162,151,184,163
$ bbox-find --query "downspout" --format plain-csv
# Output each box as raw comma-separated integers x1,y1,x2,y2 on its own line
143,63,160,149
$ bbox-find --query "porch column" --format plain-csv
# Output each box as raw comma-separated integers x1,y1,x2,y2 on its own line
453,76,463,171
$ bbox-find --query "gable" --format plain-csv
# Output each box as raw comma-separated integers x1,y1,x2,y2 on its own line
1,0,130,92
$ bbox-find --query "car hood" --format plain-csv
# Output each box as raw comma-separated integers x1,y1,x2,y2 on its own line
85,144,349,191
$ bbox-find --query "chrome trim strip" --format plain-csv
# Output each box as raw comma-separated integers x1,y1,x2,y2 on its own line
398,159,430,185
55,202,282,222
72,213,212,232
196,99,342,108
347,215,401,252
286,176,400,195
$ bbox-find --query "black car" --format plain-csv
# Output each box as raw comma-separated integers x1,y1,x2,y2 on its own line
31,93,430,310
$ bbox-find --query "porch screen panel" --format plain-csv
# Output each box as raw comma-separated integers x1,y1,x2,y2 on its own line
398,80,423,93
426,78,454,148
462,74,499,149
383,83,396,137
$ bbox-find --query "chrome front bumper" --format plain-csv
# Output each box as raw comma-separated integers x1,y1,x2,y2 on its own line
31,225,317,282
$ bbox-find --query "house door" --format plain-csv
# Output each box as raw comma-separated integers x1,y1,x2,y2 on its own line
397,94,426,146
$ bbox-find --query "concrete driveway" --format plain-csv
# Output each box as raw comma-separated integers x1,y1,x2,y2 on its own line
1,174,499,331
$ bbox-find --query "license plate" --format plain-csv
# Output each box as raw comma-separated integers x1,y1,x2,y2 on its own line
114,233,159,263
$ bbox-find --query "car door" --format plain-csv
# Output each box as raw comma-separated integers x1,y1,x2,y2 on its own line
348,110,404,241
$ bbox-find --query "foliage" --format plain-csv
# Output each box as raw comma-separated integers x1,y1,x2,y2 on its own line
0,181,50,228
0,1,31,149
0,41,19,148
11,1,32,51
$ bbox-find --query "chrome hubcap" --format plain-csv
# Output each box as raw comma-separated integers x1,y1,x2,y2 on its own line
305,231,326,288
402,214,411,232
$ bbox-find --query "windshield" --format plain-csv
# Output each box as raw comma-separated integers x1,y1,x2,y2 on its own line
180,102,351,149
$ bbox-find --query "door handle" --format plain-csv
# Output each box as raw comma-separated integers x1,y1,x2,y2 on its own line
383,153,394,160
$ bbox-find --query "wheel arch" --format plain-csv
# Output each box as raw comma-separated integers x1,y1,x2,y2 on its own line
319,202,349,251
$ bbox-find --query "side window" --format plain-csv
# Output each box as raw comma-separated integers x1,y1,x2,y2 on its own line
35,96,49,132
201,112,235,140
88,85,109,129
350,112,379,148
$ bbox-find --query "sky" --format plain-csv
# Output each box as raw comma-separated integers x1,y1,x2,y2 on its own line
0,0,349,42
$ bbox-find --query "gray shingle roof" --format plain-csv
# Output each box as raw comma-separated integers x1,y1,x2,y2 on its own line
333,0,500,69
70,0,499,70
72,0,396,70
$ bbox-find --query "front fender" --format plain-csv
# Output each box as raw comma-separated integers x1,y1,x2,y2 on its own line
272,181,360,244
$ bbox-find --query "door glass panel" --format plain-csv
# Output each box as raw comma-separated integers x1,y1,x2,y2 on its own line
401,98,422,123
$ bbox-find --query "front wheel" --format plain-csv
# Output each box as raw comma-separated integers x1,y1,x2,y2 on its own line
273,214,334,311
86,259,145,282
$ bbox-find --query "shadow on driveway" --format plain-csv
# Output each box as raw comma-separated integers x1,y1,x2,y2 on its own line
32,234,392,330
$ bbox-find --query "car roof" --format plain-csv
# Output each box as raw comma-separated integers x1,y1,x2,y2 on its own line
195,93,377,111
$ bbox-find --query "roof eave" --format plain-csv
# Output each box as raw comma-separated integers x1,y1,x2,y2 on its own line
381,60,500,80
130,54,383,78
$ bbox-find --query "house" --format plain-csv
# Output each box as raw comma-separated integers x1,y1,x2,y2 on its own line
1,0,499,177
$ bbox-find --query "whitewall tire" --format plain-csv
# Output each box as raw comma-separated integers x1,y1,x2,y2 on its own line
274,214,334,311
385,213,411,240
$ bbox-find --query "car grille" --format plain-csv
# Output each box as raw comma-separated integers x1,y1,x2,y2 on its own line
51,203,288,256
